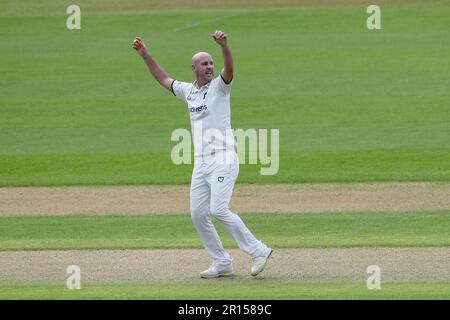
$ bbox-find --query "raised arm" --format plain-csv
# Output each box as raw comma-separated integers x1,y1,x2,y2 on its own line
132,37,174,92
212,30,233,84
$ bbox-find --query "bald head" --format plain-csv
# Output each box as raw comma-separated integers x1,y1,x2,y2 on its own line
192,52,213,66
191,51,215,86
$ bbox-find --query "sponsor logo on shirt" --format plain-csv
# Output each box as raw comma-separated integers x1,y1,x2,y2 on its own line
190,105,208,113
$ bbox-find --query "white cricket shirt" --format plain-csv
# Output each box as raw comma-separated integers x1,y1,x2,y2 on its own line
172,75,237,163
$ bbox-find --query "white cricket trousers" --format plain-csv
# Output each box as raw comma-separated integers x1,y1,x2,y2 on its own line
190,156,268,266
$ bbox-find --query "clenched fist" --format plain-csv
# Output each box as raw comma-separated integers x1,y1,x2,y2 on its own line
212,30,228,48
132,37,149,58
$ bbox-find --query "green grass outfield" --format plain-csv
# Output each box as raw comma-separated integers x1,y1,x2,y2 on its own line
2,211,449,300
1,211,449,250
1,0,449,301
1,283,449,300
1,3,450,185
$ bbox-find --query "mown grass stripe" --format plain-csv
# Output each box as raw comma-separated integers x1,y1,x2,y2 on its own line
0,211,449,250
0,282,449,300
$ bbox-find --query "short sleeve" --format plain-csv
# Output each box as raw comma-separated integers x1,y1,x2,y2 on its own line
216,74,233,95
172,80,190,101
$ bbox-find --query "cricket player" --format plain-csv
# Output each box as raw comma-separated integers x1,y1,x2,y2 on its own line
132,30,272,278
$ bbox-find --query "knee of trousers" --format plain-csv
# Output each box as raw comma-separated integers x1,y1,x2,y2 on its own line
190,206,209,223
210,205,232,219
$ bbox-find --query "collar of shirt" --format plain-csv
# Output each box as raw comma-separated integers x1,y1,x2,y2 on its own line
192,80,210,93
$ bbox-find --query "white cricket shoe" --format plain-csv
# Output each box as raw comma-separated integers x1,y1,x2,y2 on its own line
251,247,273,276
200,264,235,279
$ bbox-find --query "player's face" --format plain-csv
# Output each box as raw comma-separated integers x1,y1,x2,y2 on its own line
193,55,214,83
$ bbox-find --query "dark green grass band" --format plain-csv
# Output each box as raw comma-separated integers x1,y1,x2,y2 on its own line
1,211,449,251
0,283,449,300
1,149,449,186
